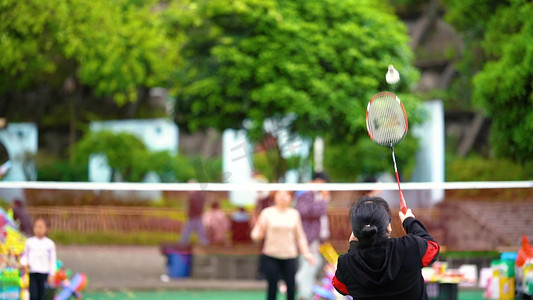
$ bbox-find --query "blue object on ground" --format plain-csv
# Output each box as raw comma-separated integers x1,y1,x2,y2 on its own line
167,252,192,278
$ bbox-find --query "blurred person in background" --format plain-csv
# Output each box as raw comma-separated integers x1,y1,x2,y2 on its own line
253,189,276,279
178,179,208,246
361,176,382,198
230,207,251,244
12,198,33,236
295,172,330,300
20,217,57,300
252,190,315,300
203,202,230,245
252,171,273,226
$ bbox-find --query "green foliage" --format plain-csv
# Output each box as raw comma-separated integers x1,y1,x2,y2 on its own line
171,0,423,182
174,0,421,141
189,155,224,182
147,151,207,183
324,133,419,182
253,152,276,183
443,0,533,165
439,251,500,260
71,130,223,182
252,150,292,183
471,2,533,164
0,0,183,103
443,0,505,37
36,159,88,182
73,131,149,182
446,154,533,181
1,0,425,182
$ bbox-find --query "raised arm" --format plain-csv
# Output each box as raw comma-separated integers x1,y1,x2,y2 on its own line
399,209,440,266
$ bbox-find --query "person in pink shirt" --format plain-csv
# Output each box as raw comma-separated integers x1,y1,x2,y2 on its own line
203,202,230,245
20,218,57,300
252,190,315,300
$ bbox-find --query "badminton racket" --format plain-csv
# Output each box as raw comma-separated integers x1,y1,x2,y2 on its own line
366,91,409,213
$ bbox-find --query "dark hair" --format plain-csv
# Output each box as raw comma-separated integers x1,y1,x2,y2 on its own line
350,196,391,248
312,172,330,182
12,198,24,207
363,176,378,183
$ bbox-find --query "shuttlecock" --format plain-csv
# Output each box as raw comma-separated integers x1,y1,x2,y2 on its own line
386,64,400,85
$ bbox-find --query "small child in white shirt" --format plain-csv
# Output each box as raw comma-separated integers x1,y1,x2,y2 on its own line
20,218,56,300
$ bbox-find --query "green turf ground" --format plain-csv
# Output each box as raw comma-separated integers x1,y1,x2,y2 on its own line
82,289,495,300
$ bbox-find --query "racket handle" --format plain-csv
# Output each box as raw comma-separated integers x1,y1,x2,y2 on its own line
391,146,408,214
399,189,407,214
395,171,408,214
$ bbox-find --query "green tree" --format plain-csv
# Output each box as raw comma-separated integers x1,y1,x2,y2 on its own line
73,131,151,182
444,0,533,165
71,130,223,182
0,0,182,101
173,0,423,181
0,0,184,157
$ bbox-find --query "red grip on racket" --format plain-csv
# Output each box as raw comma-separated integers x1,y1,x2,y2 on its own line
395,170,408,214
400,195,407,214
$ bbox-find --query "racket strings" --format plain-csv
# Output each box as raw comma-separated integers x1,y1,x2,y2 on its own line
366,93,407,146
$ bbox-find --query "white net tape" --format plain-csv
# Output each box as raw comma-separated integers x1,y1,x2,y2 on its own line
0,181,531,191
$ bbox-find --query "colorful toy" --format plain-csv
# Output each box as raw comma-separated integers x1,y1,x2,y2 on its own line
312,264,336,300
1,210,25,300
0,268,21,300
517,235,533,268
314,243,353,300
0,207,17,229
524,263,533,295
54,273,88,300
4,226,26,255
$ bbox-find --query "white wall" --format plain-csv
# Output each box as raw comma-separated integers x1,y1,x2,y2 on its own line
0,123,38,202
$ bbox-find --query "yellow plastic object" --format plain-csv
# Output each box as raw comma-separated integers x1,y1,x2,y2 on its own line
498,277,515,300
5,226,26,255
319,242,339,265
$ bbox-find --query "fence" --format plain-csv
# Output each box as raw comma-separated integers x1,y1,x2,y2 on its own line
28,206,185,233
27,205,442,244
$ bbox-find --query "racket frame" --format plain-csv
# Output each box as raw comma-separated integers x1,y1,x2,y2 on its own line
365,91,408,214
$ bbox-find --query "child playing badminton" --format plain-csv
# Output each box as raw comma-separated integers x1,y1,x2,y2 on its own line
332,196,439,300
20,217,57,300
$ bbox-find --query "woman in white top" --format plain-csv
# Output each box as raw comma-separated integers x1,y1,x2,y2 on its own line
20,218,56,300
251,190,315,300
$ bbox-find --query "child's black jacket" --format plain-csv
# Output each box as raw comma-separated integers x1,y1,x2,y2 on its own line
332,217,439,300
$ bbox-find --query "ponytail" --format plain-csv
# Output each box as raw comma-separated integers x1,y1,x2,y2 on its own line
350,196,391,248
360,225,379,238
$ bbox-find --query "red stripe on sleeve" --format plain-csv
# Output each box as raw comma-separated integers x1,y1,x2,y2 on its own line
332,274,349,295
422,240,439,267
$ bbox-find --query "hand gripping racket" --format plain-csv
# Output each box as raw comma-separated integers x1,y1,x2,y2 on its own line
366,91,409,213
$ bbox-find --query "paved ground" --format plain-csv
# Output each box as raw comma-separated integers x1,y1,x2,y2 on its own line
57,245,266,292
57,246,493,300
